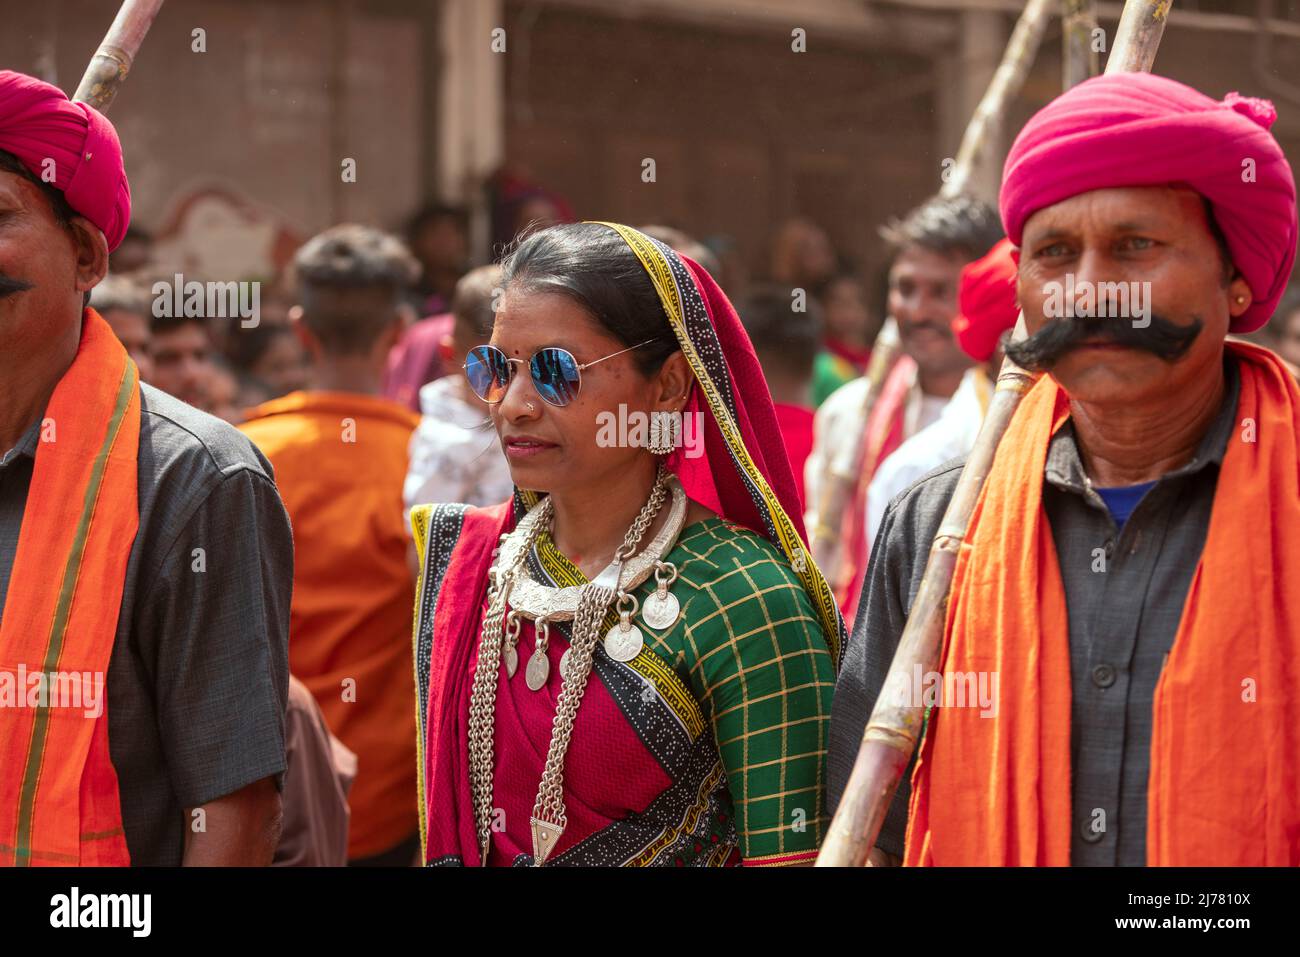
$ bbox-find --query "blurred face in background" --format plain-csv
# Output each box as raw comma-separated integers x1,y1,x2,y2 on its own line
821,275,875,348
250,327,311,397
412,215,468,279
888,244,972,380
151,320,212,407
101,306,154,382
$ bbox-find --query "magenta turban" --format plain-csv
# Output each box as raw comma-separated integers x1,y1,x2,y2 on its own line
0,70,130,251
1000,72,1297,334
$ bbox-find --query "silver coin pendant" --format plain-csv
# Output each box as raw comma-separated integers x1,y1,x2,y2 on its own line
504,644,519,678
641,590,680,631
604,620,644,662
525,648,550,691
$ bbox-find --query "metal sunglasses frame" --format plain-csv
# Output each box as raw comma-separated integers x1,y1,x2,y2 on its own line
464,338,661,407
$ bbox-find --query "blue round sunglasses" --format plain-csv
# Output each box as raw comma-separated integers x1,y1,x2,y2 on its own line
464,339,660,407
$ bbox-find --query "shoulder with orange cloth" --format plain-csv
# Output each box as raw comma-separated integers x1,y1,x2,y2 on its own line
828,71,1300,867
0,69,292,867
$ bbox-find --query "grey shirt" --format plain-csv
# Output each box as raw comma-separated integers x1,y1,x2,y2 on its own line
828,356,1241,866
0,383,293,866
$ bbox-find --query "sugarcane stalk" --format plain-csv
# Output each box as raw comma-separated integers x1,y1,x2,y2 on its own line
940,0,1053,200
73,0,167,113
1063,0,1101,89
817,0,1178,868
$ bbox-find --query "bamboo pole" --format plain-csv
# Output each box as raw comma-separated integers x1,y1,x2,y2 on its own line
72,0,167,113
1063,0,1101,89
940,0,1054,200
817,0,1177,869
1105,0,1172,75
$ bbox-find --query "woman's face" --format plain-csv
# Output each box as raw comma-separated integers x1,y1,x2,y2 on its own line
486,288,676,496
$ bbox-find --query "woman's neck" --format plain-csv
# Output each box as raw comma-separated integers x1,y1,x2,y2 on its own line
548,458,660,579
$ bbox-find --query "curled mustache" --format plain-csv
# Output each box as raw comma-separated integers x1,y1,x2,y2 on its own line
1004,313,1203,373
0,273,34,298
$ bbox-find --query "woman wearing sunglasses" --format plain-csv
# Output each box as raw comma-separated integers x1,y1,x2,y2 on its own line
410,222,844,866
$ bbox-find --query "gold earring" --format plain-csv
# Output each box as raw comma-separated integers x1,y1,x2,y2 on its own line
1235,295,1246,304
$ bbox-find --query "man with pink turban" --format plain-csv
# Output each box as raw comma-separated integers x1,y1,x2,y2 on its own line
0,70,292,866
831,72,1300,867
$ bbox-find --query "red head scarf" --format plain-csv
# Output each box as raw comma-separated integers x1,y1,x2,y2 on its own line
1000,72,1297,334
951,238,1019,363
0,70,131,251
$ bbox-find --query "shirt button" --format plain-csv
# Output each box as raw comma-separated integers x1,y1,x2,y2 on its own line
1091,663,1116,688
1080,816,1106,843
1103,538,1115,557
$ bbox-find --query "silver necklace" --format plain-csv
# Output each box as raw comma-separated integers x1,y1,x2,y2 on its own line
467,468,684,865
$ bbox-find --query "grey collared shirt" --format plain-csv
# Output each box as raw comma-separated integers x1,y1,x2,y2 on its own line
0,383,293,866
828,356,1241,866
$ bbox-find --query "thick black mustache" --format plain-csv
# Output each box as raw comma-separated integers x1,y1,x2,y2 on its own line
1004,313,1203,373
0,274,34,298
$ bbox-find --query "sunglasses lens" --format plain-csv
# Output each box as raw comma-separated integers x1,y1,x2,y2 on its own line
531,348,582,406
465,346,510,402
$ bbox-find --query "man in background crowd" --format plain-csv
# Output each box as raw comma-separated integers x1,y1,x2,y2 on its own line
805,193,1001,622
240,224,423,866
404,264,514,515
90,274,154,382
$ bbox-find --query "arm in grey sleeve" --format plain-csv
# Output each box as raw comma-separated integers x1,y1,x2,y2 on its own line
826,459,961,859
137,467,294,808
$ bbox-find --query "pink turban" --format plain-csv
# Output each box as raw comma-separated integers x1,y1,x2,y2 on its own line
0,70,130,251
1000,72,1297,334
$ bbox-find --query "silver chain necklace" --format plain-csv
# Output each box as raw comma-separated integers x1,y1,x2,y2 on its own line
466,468,674,865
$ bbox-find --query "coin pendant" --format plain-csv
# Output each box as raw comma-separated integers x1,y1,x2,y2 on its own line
504,644,518,678
603,621,644,662
525,648,550,691
641,590,680,631
559,648,572,679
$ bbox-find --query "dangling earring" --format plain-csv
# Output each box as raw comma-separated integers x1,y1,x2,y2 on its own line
648,410,679,455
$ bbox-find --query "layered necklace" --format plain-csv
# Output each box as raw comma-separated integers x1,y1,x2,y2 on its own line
467,466,687,865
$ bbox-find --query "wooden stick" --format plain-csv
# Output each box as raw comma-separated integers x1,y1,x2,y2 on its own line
72,0,167,113
817,0,1177,869
1105,0,1172,75
940,0,1053,199
1063,0,1101,89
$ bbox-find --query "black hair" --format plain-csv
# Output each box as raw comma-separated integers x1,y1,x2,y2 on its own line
224,320,298,374
293,223,420,355
738,284,821,379
149,311,206,337
405,202,468,244
498,222,679,375
451,264,503,340
879,193,1004,263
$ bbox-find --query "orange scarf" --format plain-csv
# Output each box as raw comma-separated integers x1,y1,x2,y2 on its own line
0,309,138,866
906,341,1300,866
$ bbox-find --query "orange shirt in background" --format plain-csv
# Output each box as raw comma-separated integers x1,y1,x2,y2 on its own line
241,391,421,860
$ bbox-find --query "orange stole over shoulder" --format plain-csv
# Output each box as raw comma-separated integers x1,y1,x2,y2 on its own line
0,309,139,866
905,342,1300,866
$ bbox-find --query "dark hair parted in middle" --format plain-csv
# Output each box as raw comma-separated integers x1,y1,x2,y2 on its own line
499,222,680,376
879,193,1004,264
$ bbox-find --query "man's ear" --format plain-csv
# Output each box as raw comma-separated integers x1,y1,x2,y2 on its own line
1227,274,1253,321
71,216,109,295
288,304,322,358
